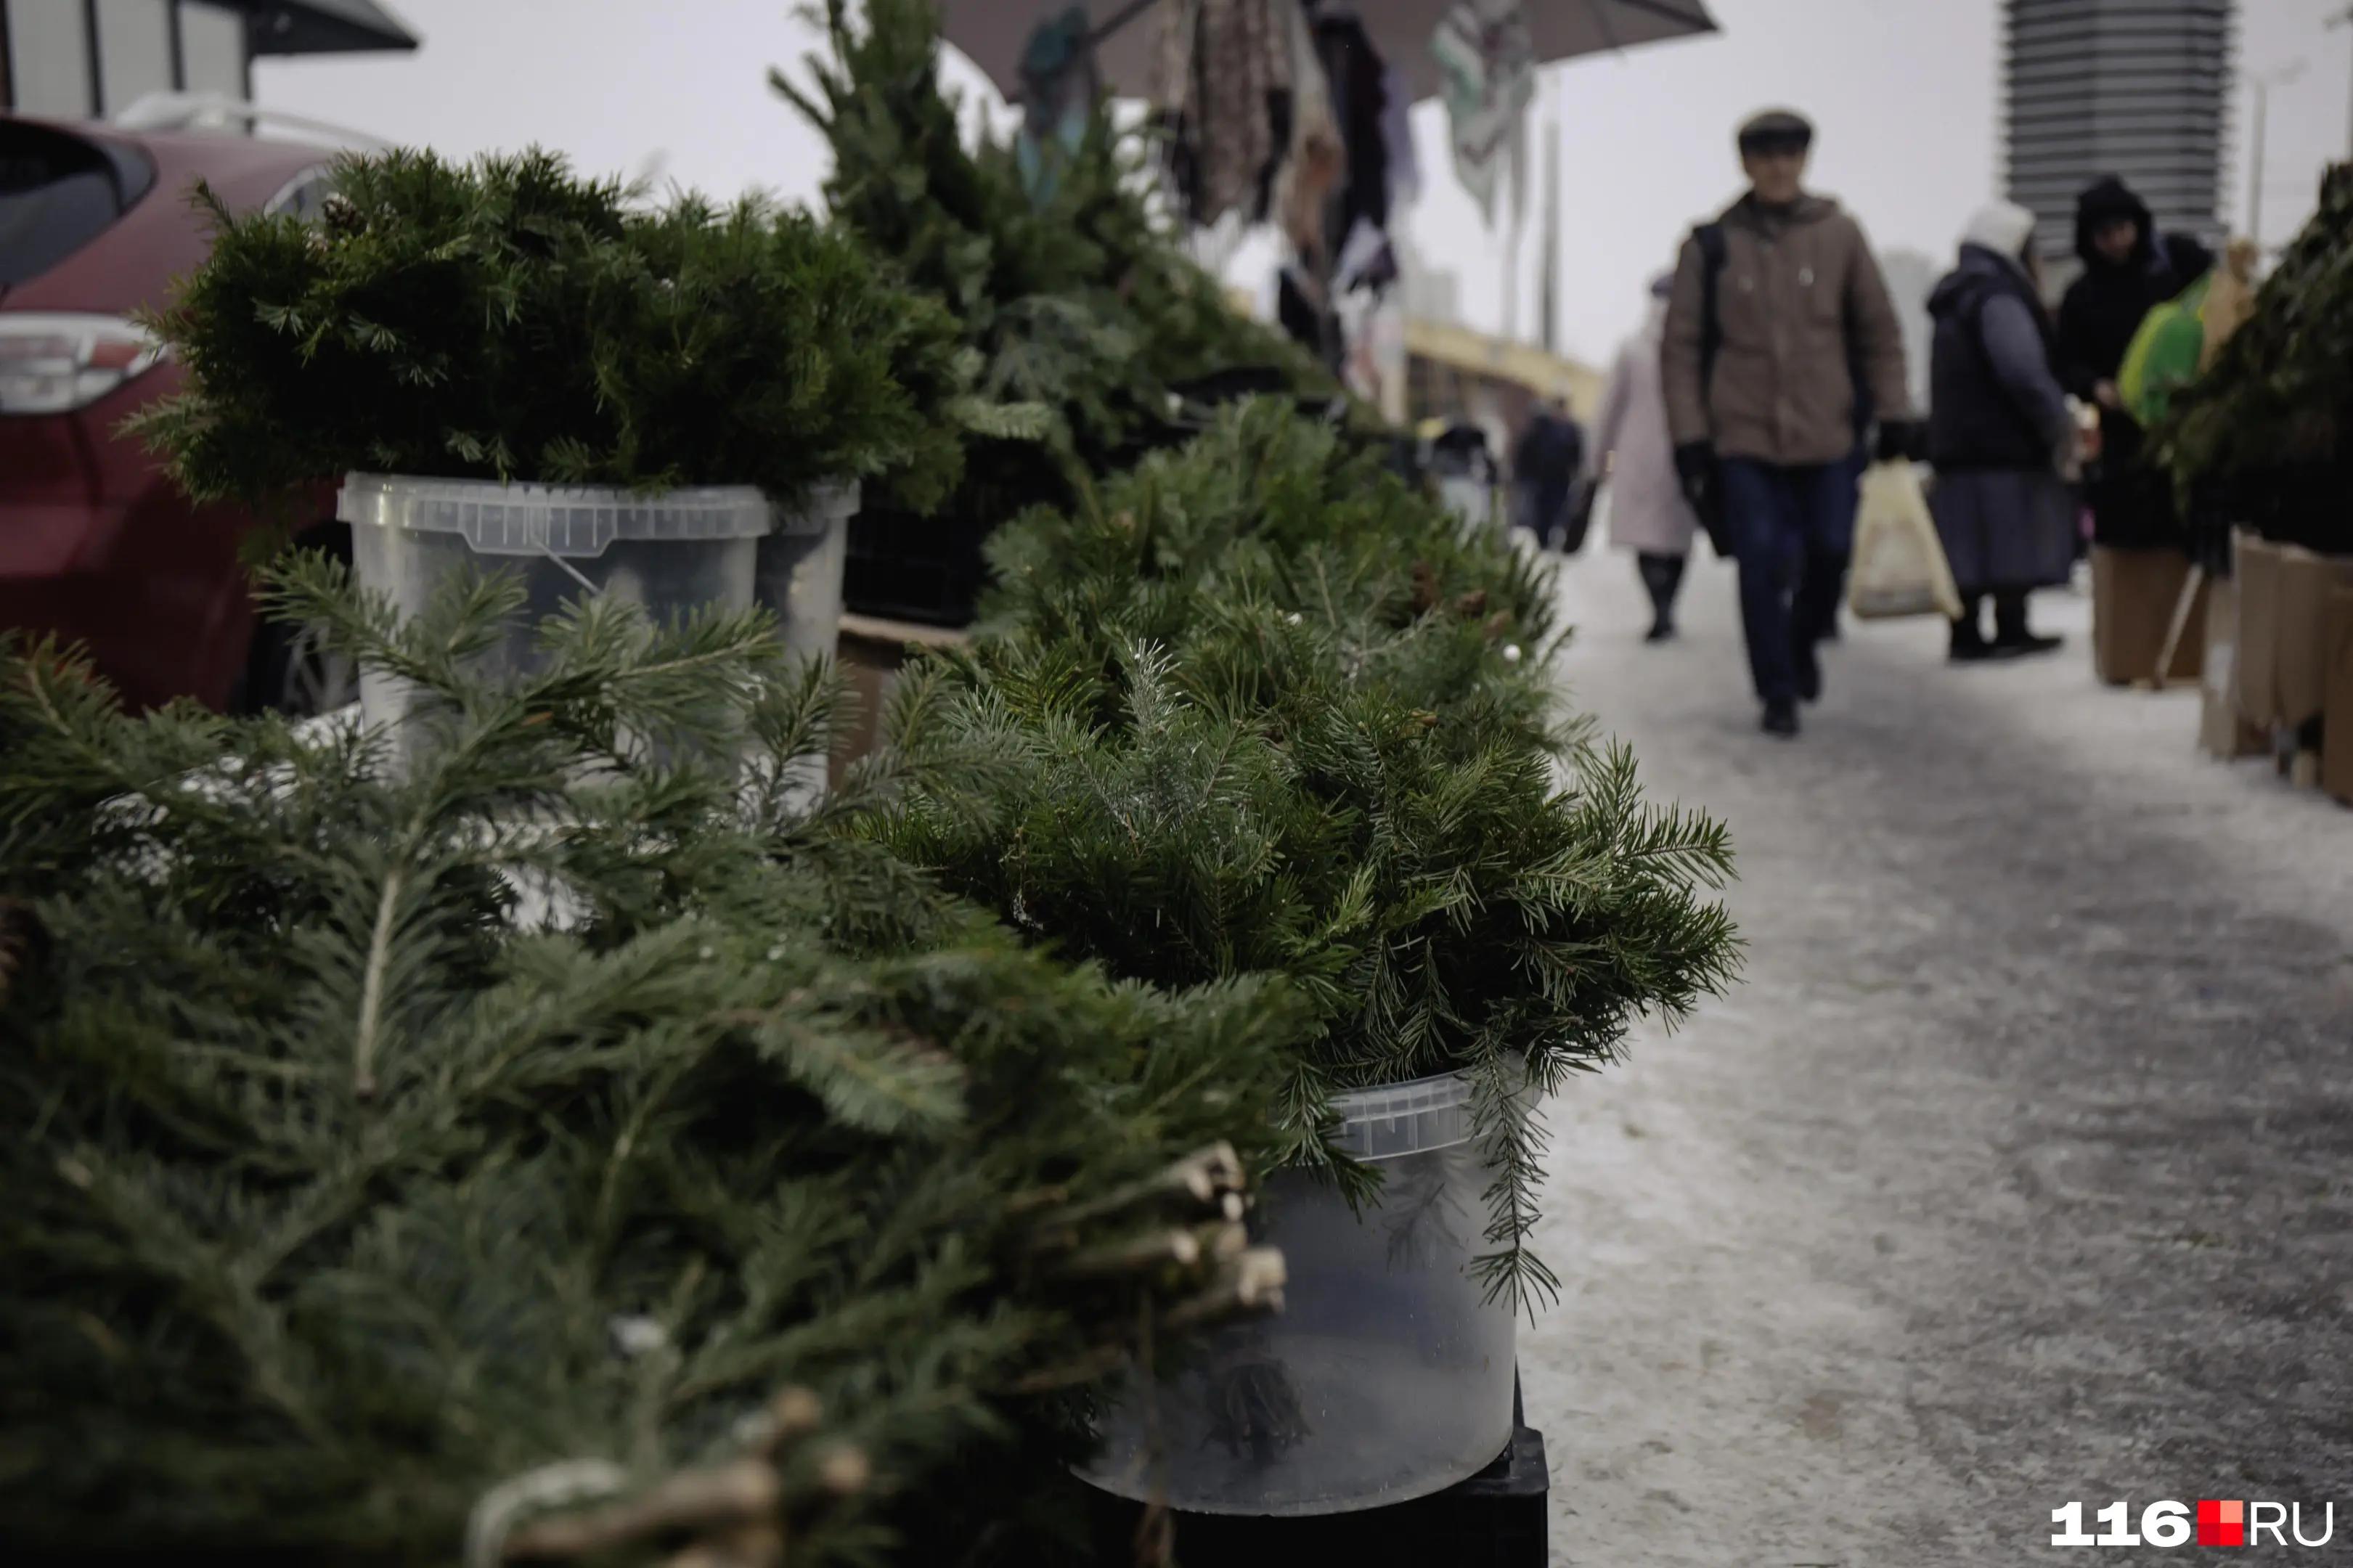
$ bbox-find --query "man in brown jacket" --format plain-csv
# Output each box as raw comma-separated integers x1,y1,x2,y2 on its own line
1663,108,1918,736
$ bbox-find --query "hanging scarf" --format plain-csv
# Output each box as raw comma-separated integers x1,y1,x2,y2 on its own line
1154,0,1292,227
1380,64,1422,210
1269,0,1344,268
1016,7,1098,206
1431,0,1536,226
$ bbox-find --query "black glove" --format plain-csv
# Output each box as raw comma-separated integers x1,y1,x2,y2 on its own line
1673,440,1716,516
1674,441,1734,557
1875,419,1927,465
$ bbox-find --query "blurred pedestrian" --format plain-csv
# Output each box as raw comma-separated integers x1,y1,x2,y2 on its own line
1927,200,2076,661
1512,396,1585,550
1592,271,1701,640
1663,107,1918,737
2055,176,2184,551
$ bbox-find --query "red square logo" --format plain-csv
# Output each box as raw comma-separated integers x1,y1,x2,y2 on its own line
2199,1499,2246,1546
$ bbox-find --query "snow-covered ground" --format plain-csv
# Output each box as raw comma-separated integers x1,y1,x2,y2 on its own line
1520,550,2353,1565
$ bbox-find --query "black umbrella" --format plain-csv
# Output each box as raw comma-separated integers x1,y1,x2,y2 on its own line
224,1,419,56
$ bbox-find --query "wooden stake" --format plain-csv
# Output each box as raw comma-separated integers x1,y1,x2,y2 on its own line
2142,564,2205,690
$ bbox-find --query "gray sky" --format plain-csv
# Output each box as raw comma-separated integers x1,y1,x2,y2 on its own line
256,0,2352,370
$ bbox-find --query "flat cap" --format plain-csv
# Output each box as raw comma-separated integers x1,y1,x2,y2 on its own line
1736,109,1814,150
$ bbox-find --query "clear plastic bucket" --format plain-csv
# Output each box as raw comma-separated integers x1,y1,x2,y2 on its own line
1082,1069,1518,1516
755,481,857,804
339,473,772,758
757,480,857,669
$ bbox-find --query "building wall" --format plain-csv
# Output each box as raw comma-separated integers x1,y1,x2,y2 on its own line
1391,225,1461,328
1,0,247,118
2005,0,2236,266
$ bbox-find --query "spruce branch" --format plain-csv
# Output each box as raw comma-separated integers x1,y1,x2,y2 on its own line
1030,1143,1246,1236
865,400,1740,1310
499,1458,786,1563
129,147,959,511
0,564,1298,1565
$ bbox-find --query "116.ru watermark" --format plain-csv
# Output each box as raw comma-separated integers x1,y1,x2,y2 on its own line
2052,1500,2336,1548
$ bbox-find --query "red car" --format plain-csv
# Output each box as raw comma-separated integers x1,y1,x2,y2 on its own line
1,110,350,714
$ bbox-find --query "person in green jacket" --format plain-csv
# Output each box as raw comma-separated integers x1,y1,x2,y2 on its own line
2118,234,2217,426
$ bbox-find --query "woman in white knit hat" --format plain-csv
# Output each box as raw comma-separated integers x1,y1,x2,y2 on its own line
1925,199,2080,660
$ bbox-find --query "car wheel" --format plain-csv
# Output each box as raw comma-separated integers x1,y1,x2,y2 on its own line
241,523,361,719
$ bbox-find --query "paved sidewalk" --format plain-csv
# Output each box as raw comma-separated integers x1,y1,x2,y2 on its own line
1521,550,2353,1566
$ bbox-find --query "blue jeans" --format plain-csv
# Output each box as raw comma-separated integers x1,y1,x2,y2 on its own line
1719,456,1864,705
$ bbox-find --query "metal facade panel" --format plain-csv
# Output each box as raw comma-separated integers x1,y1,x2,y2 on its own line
2003,0,2235,257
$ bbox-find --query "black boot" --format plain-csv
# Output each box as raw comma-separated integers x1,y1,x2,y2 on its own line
1637,553,1686,642
1949,596,1995,663
1791,635,1822,702
1761,697,1801,737
1992,592,2063,656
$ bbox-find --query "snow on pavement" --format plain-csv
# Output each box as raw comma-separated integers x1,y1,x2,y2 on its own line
1521,549,2353,1566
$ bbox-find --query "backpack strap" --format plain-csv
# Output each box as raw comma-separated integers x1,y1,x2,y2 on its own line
1843,269,1875,444
1695,221,1728,399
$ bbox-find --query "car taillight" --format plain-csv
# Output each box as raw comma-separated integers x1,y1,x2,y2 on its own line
0,313,166,416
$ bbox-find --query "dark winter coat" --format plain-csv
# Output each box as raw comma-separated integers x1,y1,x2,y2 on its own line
1928,245,2071,472
2159,232,2217,294
1929,245,2077,594
1513,412,1583,536
2055,177,2179,396
2054,176,2185,547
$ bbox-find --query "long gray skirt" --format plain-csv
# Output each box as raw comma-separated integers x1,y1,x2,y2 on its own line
1929,468,2076,594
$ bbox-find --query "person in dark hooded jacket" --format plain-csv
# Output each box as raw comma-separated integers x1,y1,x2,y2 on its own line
2158,232,2216,294
2055,176,2184,550
1928,200,2076,661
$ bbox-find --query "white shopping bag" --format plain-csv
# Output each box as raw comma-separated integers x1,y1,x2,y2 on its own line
1846,461,1962,621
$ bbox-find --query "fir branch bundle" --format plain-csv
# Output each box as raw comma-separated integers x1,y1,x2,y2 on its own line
129,148,969,513
867,404,1741,1311
0,561,1303,1565
775,0,1332,528
979,399,1560,659
2153,164,2353,551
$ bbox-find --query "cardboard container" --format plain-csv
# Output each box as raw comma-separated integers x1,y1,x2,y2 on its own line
2092,545,2204,686
2235,532,2284,727
2273,547,2353,728
828,612,970,788
2198,572,2268,759
2325,586,2353,807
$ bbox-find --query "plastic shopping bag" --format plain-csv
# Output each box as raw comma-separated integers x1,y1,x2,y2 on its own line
1846,461,1962,621
2198,240,2260,372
